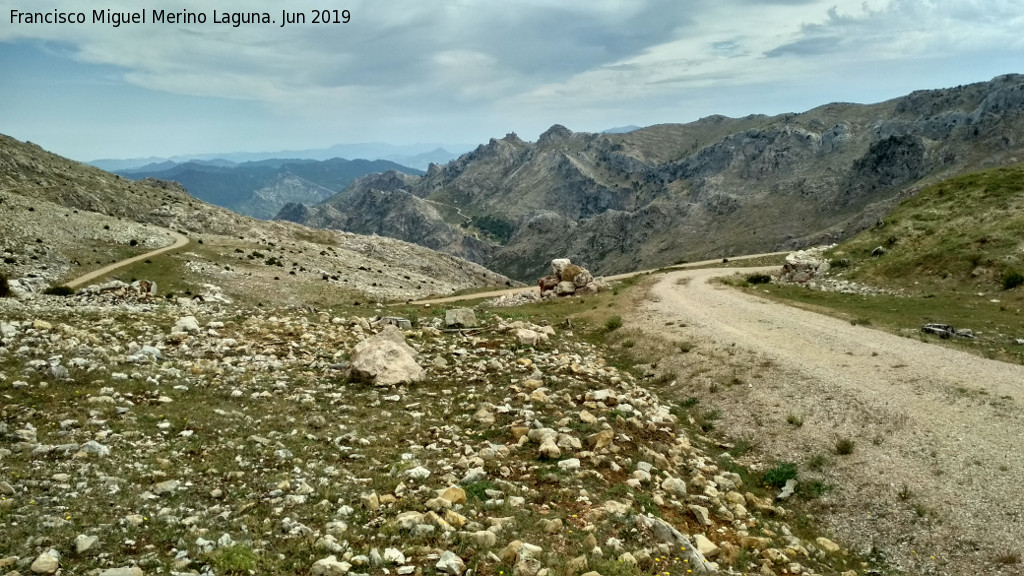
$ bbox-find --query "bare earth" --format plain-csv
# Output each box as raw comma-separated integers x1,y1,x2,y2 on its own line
634,267,1024,576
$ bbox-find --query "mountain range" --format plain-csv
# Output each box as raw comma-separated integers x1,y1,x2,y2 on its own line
117,157,424,220
277,74,1024,281
89,142,469,172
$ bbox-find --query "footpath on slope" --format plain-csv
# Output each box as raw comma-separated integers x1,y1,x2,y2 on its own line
65,229,189,289
631,266,1024,576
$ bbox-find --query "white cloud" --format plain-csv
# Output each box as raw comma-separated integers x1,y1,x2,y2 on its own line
2,0,1023,158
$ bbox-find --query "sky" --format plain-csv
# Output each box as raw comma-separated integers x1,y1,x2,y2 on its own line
2,0,1023,162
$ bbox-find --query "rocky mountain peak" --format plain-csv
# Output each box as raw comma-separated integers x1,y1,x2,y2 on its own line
537,124,574,145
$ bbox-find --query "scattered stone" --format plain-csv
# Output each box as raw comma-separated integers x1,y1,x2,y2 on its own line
557,458,581,471
922,323,955,339
153,480,180,495
694,534,719,558
661,476,687,497
777,479,797,500
30,549,60,574
436,551,466,575
174,316,201,333
80,440,110,457
383,548,406,564
360,492,380,511
816,537,841,553
440,485,467,505
74,534,99,554
689,504,711,526
311,555,352,575
445,308,478,329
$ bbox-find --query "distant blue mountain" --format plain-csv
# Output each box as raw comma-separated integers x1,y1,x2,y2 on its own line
118,157,424,219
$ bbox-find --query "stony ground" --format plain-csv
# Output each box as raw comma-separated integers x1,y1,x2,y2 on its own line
0,288,872,576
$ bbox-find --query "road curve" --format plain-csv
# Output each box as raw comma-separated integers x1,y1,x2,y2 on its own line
637,266,1024,574
65,229,189,288
411,252,788,305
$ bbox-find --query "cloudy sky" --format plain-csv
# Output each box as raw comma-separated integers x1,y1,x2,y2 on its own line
2,0,1023,162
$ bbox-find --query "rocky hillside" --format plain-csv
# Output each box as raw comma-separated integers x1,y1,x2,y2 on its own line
0,134,509,303
119,158,424,220
280,74,1024,281
0,287,874,576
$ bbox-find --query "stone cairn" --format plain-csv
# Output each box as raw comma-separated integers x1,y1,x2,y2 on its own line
537,258,605,299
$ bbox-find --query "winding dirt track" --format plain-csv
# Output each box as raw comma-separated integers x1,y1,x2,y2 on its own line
638,267,1024,574
65,229,189,288
411,253,786,305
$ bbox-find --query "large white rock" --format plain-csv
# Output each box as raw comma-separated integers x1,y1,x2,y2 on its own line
349,325,423,386
174,316,201,333
445,308,478,328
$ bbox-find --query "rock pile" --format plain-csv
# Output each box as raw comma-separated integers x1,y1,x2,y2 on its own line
537,259,604,299
778,247,833,284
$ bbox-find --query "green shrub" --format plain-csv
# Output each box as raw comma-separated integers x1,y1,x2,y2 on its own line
762,462,798,488
604,315,623,331
43,285,75,296
0,272,9,298
746,273,771,285
1002,270,1024,290
835,437,856,455
208,544,257,574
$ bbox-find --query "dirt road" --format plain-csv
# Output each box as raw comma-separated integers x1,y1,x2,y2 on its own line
65,229,189,288
412,252,787,305
636,267,1024,575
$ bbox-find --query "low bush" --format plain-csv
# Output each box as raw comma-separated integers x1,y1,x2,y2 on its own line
43,285,75,296
604,315,623,331
835,437,856,455
746,273,772,285
1002,270,1024,290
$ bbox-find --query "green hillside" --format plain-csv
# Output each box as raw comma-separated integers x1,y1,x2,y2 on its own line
754,165,1024,364
828,165,1024,293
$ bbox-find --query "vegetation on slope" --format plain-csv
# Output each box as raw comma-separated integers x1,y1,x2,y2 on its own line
747,165,1024,364
827,165,1024,294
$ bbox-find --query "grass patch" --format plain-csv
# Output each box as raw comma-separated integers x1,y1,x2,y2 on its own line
604,315,624,331
208,544,258,574
762,462,798,489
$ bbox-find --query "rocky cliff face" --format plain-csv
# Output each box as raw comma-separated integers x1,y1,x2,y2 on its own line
280,74,1024,281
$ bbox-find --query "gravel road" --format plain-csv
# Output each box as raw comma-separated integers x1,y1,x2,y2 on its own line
65,229,188,288
635,267,1024,575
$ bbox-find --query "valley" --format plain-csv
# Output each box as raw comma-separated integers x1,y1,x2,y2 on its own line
278,74,1024,282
